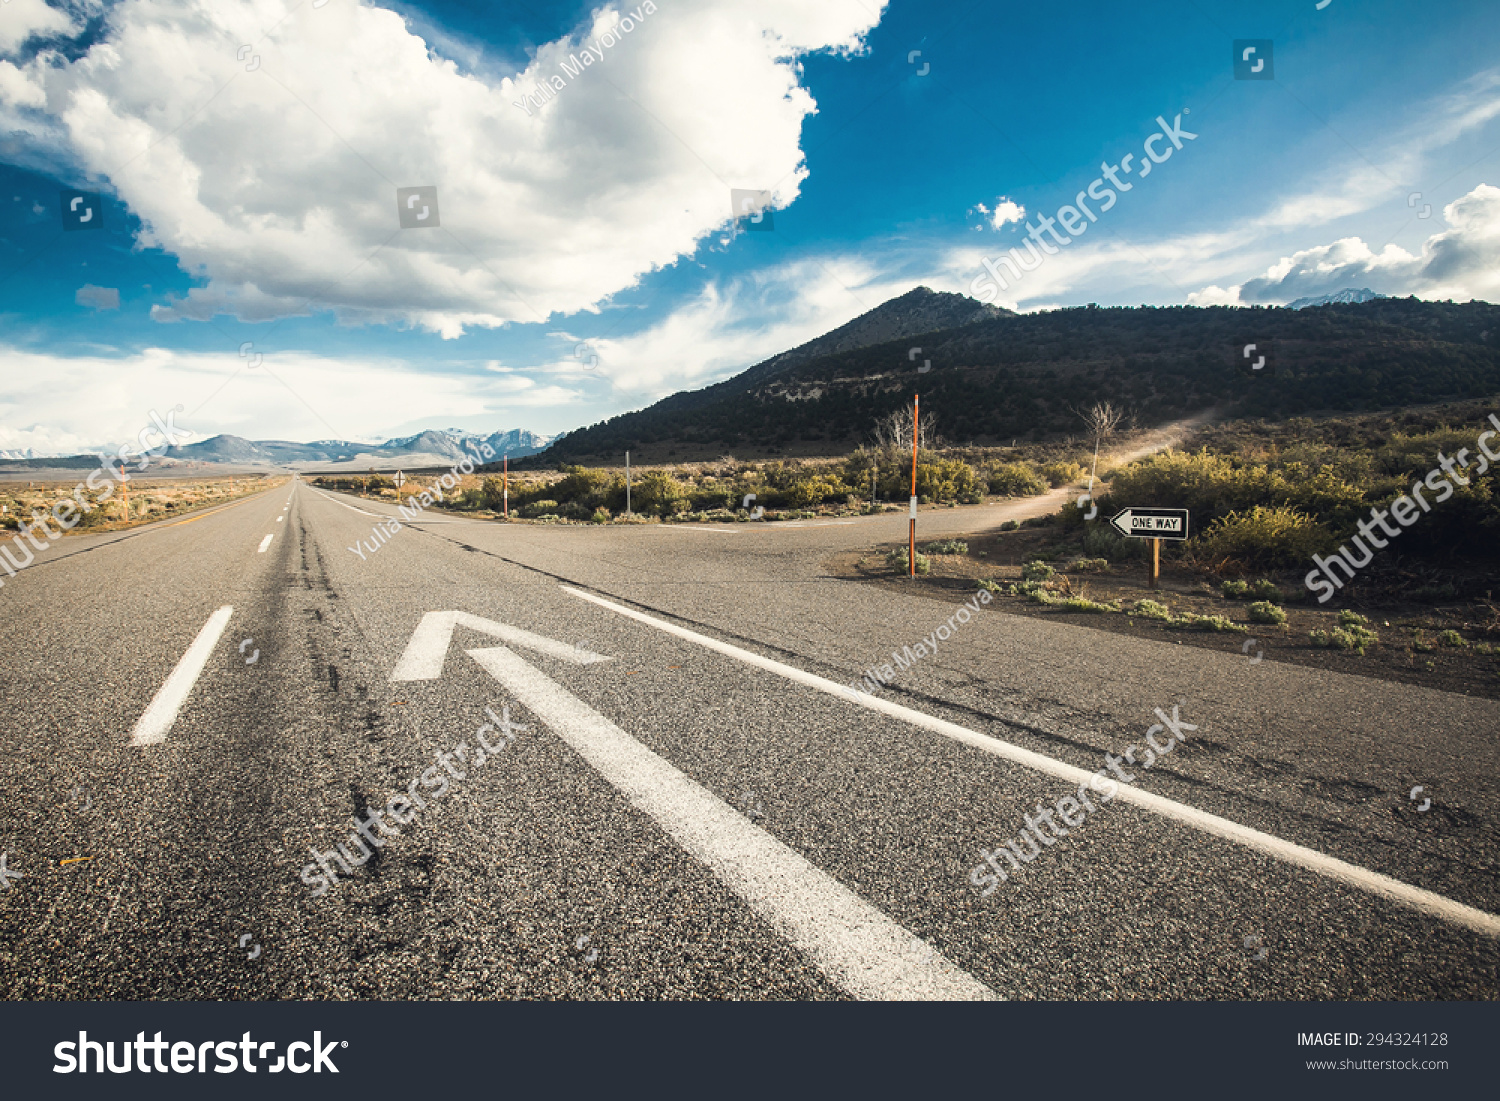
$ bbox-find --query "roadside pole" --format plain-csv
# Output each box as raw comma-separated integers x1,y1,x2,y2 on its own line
909,393,918,578
503,454,509,518
625,451,632,516
1150,538,1161,590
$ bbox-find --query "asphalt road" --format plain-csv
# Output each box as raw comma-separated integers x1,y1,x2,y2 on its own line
1,477,1496,1000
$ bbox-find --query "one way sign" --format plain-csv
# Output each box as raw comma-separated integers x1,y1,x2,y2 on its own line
1110,507,1190,541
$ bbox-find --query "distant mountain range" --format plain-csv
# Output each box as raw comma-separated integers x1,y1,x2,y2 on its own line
0,428,558,471
523,290,1500,464
1288,287,1385,309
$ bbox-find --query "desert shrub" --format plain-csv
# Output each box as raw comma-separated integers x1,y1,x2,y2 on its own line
1438,629,1466,647
782,473,853,509
1132,599,1173,620
977,578,1003,593
1071,557,1109,572
1081,523,1145,560
1338,610,1370,627
1412,630,1436,652
1174,612,1247,633
1039,460,1087,487
1000,519,1019,532
631,470,687,517
1222,579,1249,599
984,462,1048,497
1021,560,1055,582
591,508,611,524
922,539,968,555
1057,595,1120,613
1247,600,1287,625
518,499,559,518
888,548,930,574
1191,506,1336,569
1311,626,1377,654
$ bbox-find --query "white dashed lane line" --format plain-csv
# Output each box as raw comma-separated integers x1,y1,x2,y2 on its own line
257,535,274,553
129,606,234,747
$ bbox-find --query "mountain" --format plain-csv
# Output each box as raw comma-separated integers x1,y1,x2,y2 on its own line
0,427,559,472
523,294,1500,464
516,286,1012,465
1288,287,1385,310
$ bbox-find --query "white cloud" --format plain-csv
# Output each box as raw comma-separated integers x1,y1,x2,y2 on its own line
1,0,887,336
0,343,584,452
1228,184,1500,304
978,197,1025,230
0,0,81,55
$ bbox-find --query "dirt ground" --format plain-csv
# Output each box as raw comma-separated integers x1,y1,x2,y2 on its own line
830,523,1500,702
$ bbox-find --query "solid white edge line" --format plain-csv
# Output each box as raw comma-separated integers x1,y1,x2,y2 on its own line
129,605,234,747
257,534,274,552
559,586,1500,940
466,644,994,1001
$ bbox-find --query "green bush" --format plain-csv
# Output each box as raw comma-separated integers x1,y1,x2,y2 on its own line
888,548,931,574
1174,612,1247,633
632,470,687,517
984,462,1048,497
977,578,1003,593
1021,560,1055,582
1338,610,1370,628
1311,626,1377,654
590,507,611,524
1132,599,1173,620
1191,506,1336,569
921,539,968,555
1071,557,1109,572
1222,580,1250,599
1248,600,1287,625
1039,460,1087,487
518,499,559,518
1057,595,1121,613
1438,629,1466,647
1082,523,1145,560
1000,520,1019,531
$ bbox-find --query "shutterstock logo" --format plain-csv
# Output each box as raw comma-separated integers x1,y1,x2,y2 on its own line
54,1032,344,1074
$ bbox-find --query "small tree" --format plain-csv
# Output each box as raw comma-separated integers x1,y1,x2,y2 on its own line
1079,401,1124,494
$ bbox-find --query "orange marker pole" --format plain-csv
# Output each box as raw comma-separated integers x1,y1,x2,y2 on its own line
909,393,919,577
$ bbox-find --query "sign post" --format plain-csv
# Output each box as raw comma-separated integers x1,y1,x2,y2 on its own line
909,394,919,577
625,451,631,517
1108,507,1190,591
503,455,509,518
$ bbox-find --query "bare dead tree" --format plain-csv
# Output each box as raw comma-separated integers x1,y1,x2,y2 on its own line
871,405,943,457
1078,400,1124,493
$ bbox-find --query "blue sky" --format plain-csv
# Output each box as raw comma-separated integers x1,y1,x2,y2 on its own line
1,0,1498,454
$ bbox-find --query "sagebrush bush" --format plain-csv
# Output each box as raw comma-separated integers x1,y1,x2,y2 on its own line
1132,599,1173,620
921,539,968,555
1191,506,1335,568
983,461,1048,497
1021,560,1055,582
1248,600,1287,625
887,547,931,574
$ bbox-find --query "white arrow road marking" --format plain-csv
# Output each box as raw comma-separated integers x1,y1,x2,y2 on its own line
390,611,611,680
257,535,273,553
561,586,1500,940
130,606,234,747
460,641,993,1001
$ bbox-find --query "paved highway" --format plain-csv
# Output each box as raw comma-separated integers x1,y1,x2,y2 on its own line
1,478,1496,1000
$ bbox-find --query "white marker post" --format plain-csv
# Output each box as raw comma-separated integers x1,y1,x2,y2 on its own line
625,451,631,516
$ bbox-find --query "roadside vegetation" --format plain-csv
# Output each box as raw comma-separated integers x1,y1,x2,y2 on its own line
0,476,278,533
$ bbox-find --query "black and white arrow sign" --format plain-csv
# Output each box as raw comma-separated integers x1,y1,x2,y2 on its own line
1109,507,1190,541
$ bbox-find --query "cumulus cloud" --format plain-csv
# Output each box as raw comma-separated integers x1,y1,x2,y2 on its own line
75,283,120,309
0,0,886,336
1226,184,1500,304
973,197,1025,230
